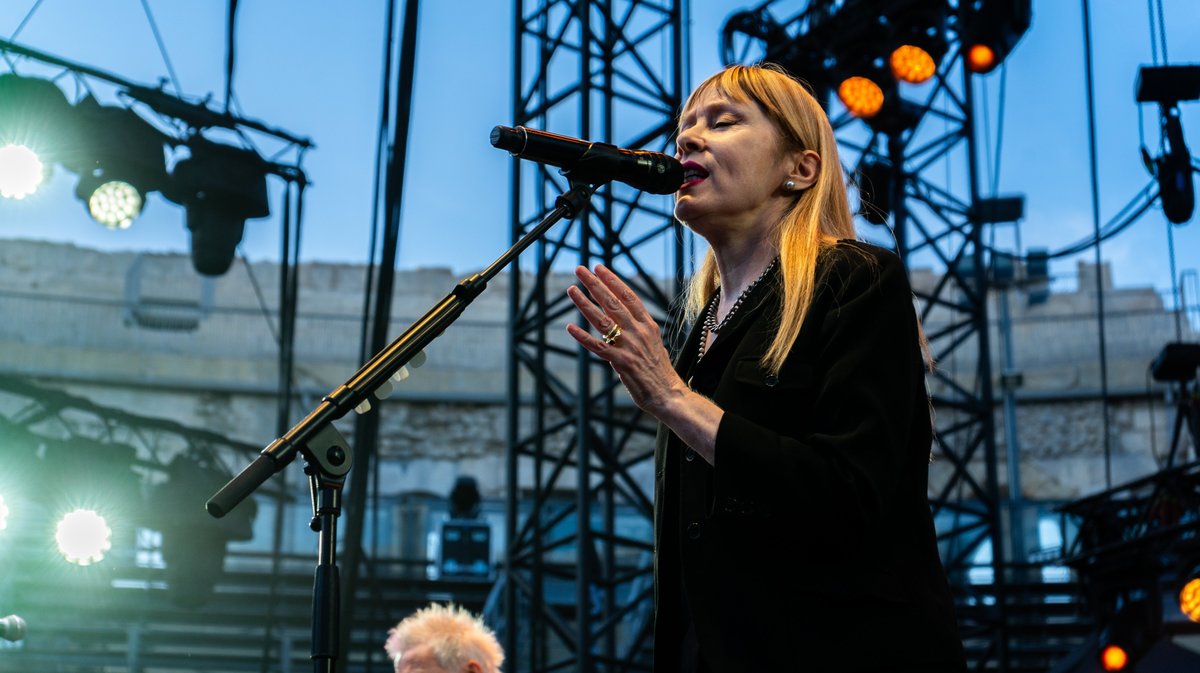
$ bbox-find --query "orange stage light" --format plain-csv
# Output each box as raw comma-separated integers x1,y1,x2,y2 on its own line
1181,577,1200,623
966,44,998,74
1100,644,1129,672
890,45,937,84
837,76,884,118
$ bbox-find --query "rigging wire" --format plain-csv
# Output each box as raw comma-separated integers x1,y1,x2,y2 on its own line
224,0,238,112
139,0,183,95
1146,0,1160,65
1168,218,1182,340
1147,0,1184,337
992,65,1008,199
1154,0,1169,63
361,0,399,366
2,0,43,70
1081,0,1114,489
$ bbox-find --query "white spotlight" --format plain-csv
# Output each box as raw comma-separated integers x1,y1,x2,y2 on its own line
0,144,45,199
55,508,113,566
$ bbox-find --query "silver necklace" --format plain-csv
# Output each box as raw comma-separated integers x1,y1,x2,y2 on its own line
697,257,778,361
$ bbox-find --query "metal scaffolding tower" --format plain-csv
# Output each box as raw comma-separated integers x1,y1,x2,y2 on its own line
503,2,685,672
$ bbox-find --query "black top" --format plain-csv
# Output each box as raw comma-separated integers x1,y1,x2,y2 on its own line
653,240,966,673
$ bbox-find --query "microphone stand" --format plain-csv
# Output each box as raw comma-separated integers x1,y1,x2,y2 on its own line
207,180,598,673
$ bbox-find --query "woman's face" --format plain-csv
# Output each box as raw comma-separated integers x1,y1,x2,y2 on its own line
673,88,797,241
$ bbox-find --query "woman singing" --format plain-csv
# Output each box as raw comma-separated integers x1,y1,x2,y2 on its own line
566,64,966,672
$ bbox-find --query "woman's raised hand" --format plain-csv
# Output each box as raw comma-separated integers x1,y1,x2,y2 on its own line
565,264,686,417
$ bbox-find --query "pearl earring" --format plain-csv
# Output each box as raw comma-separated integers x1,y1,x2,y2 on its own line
785,180,796,191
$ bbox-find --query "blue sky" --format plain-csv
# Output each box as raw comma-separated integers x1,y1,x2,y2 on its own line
1,1,1198,302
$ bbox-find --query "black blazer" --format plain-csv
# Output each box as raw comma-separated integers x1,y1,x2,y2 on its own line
653,241,965,672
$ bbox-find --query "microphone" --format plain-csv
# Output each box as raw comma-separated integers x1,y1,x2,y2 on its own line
491,125,684,195
0,614,26,642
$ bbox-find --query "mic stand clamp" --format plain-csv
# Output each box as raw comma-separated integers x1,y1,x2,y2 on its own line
303,425,352,673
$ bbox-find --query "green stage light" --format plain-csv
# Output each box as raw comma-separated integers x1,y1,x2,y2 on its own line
0,143,45,199
55,508,112,566
0,74,73,198
0,493,9,531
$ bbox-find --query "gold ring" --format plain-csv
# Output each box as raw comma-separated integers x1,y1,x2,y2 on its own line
602,323,622,345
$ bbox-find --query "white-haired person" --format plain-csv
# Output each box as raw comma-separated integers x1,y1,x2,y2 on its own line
384,603,504,673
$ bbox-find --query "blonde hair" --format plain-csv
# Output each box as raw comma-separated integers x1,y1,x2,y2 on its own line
384,603,504,673
680,64,859,374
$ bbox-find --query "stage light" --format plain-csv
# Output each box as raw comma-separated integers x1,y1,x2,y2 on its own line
0,143,44,199
0,74,74,195
838,76,885,118
1180,574,1200,622
1135,66,1199,225
62,96,169,231
890,45,937,84
885,2,948,84
1153,107,1195,225
1100,644,1129,671
965,44,998,74
0,493,9,531
1098,591,1159,673
80,179,142,229
962,0,1032,75
147,453,256,607
164,139,270,276
55,508,113,566
449,475,482,519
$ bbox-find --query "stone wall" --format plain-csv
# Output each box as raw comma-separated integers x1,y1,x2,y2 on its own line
0,239,1195,511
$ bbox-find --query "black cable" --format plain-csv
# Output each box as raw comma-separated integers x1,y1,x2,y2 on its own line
1146,370,1162,469
225,0,239,112
1167,217,1183,340
981,68,993,196
993,65,1008,197
1035,183,1158,259
916,174,1157,263
139,0,182,94
1082,0,1114,489
1146,0,1160,65
237,250,282,345
361,0,399,367
1155,0,1169,63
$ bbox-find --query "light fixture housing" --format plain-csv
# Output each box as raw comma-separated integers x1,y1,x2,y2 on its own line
165,139,271,276
885,1,948,84
962,0,1032,75
61,96,169,230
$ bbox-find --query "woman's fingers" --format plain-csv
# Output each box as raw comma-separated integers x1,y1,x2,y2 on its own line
566,285,615,335
593,264,655,324
575,265,635,326
565,322,611,356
